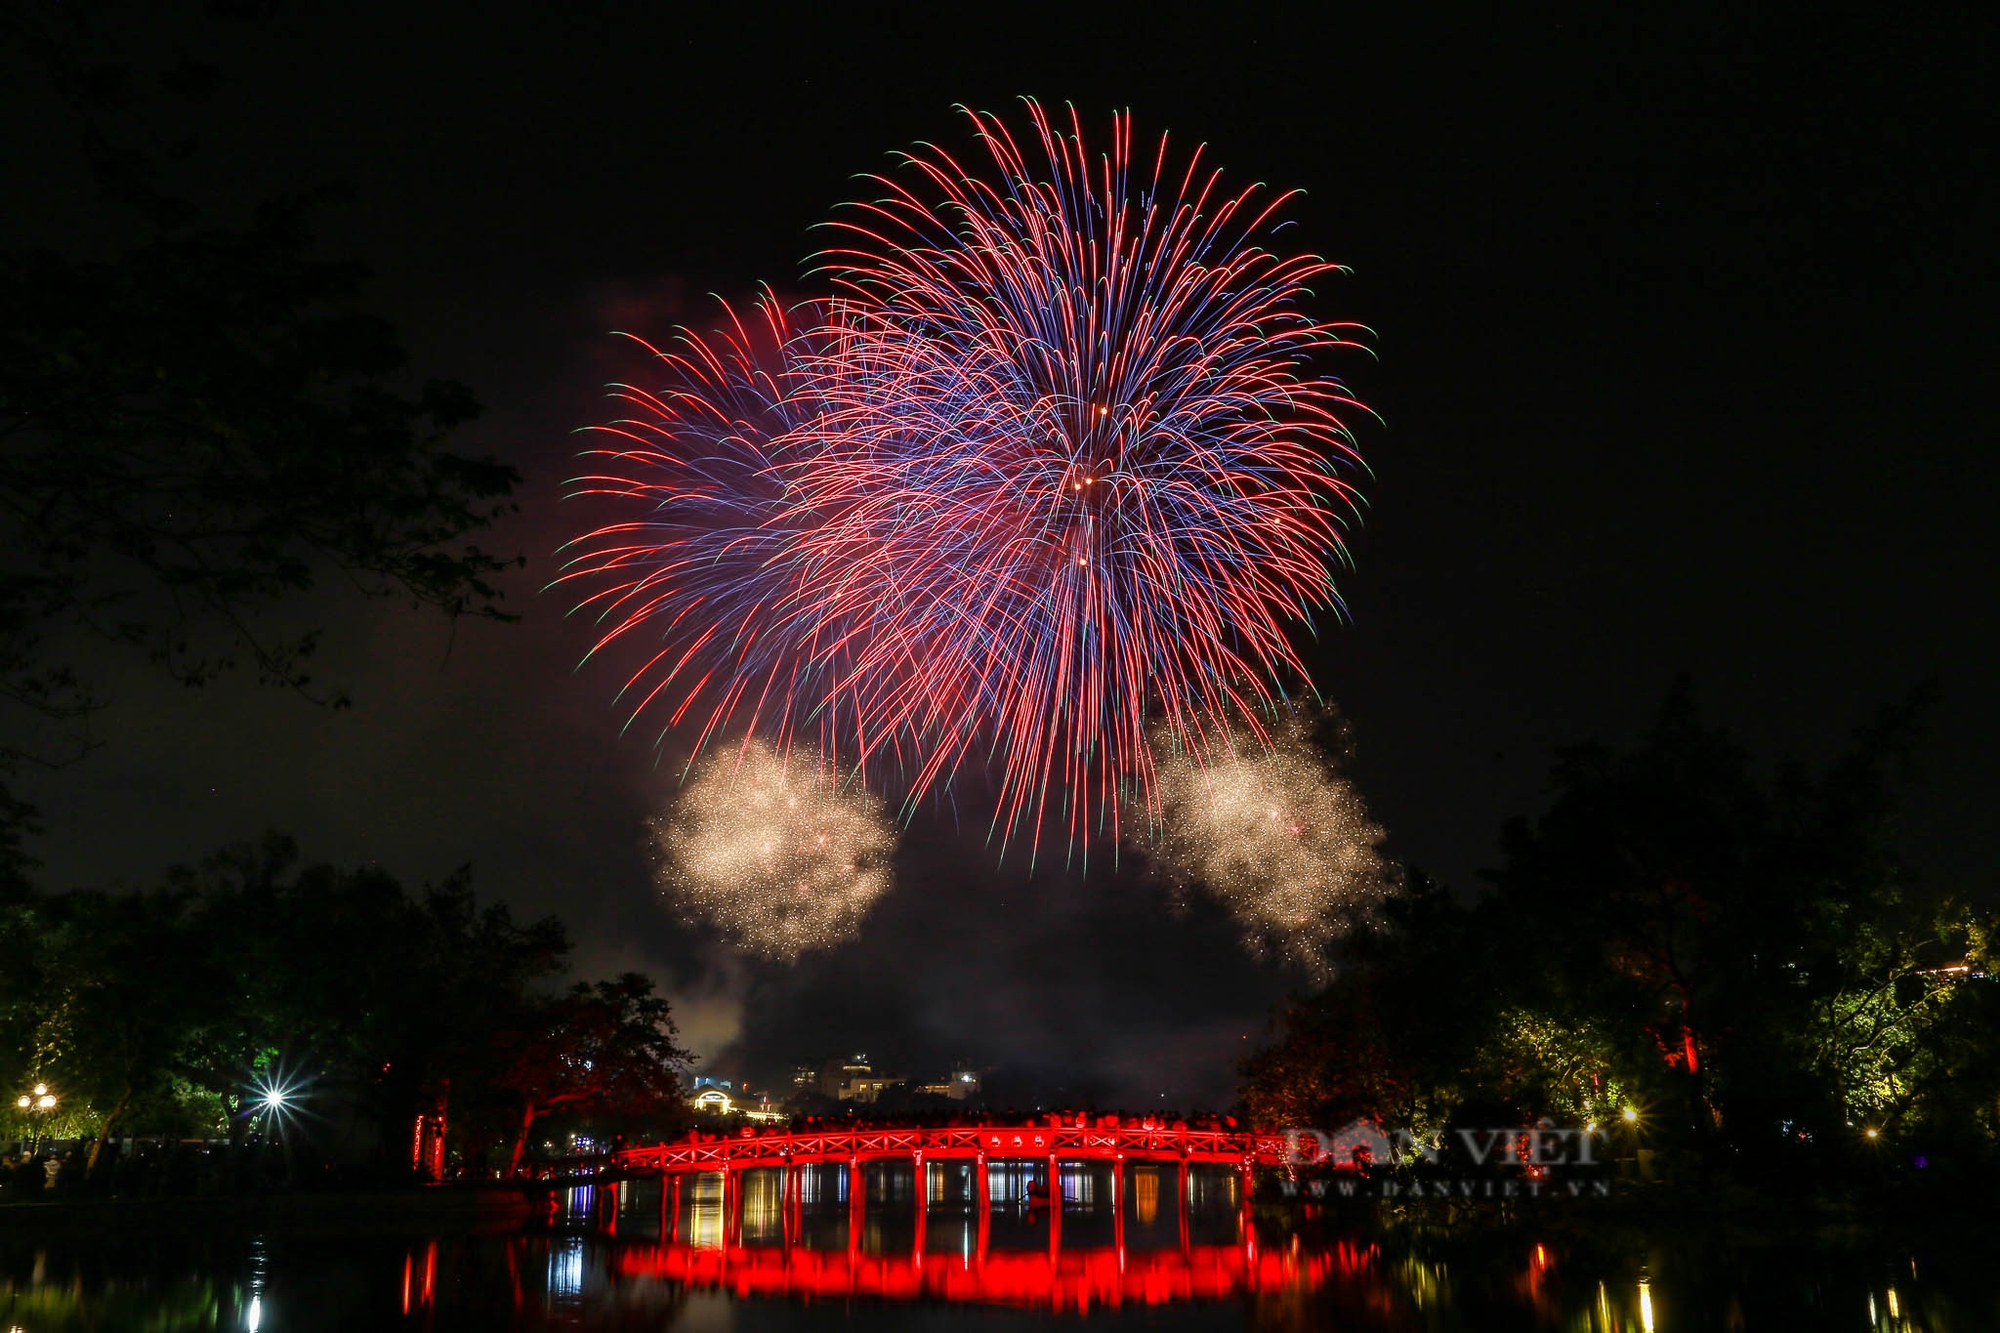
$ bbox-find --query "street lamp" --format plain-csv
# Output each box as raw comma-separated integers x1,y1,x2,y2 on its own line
16,1083,57,1154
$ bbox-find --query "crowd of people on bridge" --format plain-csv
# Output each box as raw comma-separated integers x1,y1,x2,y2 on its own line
666,1109,1248,1147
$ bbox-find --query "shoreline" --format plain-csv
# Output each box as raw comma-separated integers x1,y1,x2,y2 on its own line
0,1186,537,1236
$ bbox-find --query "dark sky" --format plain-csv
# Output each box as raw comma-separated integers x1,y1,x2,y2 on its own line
6,2,1992,1108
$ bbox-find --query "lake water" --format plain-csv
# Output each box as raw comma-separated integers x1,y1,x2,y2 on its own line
1,1178,1994,1330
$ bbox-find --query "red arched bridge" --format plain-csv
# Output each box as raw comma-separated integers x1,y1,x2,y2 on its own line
544,1118,1292,1256
614,1117,1288,1177
513,1118,1312,1309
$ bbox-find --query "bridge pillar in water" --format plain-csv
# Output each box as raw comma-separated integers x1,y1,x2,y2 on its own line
975,1153,990,1261
1047,1154,1061,1258
1238,1161,1254,1246
1177,1159,1190,1252
847,1156,863,1257
1113,1155,1125,1255
722,1167,737,1246
912,1150,927,1258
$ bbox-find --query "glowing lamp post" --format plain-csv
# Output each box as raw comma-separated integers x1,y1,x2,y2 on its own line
16,1083,57,1153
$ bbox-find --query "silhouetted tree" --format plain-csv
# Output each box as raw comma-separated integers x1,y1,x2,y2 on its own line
494,975,693,1175
0,5,523,873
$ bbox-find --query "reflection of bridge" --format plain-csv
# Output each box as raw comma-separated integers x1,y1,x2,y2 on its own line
564,1120,1312,1310
612,1237,1343,1310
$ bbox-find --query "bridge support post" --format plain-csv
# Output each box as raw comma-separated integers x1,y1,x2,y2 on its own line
1177,1160,1190,1253
1238,1161,1254,1247
1113,1158,1124,1255
722,1167,736,1247
1047,1154,1061,1260
975,1153,990,1262
847,1156,863,1258
912,1151,927,1260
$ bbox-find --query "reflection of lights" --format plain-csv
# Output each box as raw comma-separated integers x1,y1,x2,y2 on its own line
246,1296,262,1332
739,1168,786,1243
1639,1278,1655,1332
687,1172,726,1249
548,1237,585,1303
1134,1170,1160,1226
1887,1286,1901,1318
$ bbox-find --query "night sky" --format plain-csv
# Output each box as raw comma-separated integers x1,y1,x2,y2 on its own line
6,2,1992,1108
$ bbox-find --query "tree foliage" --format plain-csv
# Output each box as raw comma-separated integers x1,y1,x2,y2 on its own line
0,5,523,870
0,838,691,1185
0,205,522,729
1241,683,2000,1190
491,974,694,1176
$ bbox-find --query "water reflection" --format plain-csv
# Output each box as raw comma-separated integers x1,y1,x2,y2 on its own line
0,1210,1993,1330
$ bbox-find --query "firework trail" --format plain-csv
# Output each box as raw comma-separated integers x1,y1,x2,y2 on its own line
1141,715,1388,973
553,293,873,764
794,100,1373,851
651,739,896,960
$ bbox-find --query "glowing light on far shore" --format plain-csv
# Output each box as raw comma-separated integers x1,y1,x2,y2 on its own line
653,740,897,959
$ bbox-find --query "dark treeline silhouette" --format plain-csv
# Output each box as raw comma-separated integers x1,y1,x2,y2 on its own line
1242,683,2000,1202
0,835,691,1196
1,5,525,886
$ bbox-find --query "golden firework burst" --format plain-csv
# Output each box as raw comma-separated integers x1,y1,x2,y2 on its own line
653,741,896,960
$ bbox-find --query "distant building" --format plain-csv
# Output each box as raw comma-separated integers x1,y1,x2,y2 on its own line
917,1067,983,1101
816,1053,901,1102
691,1075,735,1092
690,1087,785,1123
799,1053,910,1103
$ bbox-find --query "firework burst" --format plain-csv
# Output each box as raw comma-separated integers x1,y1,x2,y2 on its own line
553,292,870,763
1141,715,1389,973
794,100,1373,850
564,103,1374,863
651,740,896,960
